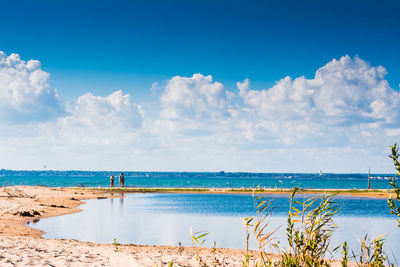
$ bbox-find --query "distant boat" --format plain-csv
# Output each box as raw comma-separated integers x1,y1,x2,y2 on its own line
319,171,323,176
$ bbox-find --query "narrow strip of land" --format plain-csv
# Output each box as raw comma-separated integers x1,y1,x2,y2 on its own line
82,186,393,198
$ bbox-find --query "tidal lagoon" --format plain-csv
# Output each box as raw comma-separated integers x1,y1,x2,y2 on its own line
30,193,400,260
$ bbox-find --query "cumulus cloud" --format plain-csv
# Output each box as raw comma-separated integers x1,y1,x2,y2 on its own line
237,55,400,145
240,56,400,125
1,53,399,172
160,74,233,121
63,90,142,129
57,90,143,145
154,56,400,148
0,51,62,123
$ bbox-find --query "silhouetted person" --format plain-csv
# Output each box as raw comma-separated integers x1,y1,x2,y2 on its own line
110,174,115,187
119,172,125,187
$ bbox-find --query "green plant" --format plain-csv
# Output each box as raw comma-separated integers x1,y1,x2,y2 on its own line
352,234,386,267
341,241,349,267
241,193,279,266
113,237,119,252
388,143,400,227
211,241,222,267
178,241,183,255
282,189,339,266
242,216,254,267
241,190,345,266
191,228,209,267
251,195,277,266
168,261,174,267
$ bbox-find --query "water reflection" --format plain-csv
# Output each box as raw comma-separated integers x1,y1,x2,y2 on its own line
31,193,400,260
119,193,124,207
26,218,41,225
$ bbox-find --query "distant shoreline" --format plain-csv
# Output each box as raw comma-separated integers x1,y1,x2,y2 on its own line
0,169,395,175
81,187,393,198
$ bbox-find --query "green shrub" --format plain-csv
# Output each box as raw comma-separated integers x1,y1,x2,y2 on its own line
388,144,400,227
281,189,339,266
352,235,386,267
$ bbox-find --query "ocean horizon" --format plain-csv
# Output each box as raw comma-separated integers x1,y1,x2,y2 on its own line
1,170,396,189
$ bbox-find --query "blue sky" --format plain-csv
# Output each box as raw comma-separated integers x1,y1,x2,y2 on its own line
0,0,399,172
1,0,399,100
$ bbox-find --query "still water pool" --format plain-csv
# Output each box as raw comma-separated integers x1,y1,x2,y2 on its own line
30,193,400,260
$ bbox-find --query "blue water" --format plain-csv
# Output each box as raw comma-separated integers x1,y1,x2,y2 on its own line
30,193,400,261
0,170,396,189
120,193,393,217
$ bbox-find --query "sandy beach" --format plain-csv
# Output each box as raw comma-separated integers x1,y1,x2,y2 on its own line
0,186,385,266
0,186,268,266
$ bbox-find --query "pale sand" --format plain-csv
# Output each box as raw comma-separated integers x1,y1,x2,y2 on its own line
0,186,362,266
0,236,264,266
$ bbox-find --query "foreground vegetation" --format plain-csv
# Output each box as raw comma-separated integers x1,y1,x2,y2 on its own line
190,190,392,266
388,144,400,227
186,145,400,267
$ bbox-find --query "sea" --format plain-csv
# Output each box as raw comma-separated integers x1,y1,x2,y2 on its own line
0,170,396,189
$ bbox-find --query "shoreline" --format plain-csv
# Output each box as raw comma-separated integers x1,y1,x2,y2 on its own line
0,185,383,266
0,186,112,238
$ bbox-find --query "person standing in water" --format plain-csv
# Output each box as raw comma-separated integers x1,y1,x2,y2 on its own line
110,174,115,187
119,172,125,187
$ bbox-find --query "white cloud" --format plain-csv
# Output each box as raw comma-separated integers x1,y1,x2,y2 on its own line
64,90,142,129
160,74,232,120
58,90,143,145
0,51,62,123
138,55,400,172
149,56,400,165
237,55,400,145
0,53,399,172
239,56,399,124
